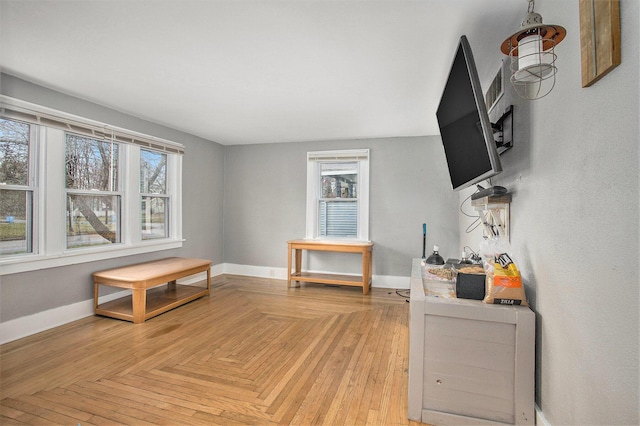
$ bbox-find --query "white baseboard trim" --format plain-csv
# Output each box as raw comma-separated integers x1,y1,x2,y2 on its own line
223,263,289,280
0,269,223,345
0,289,129,345
222,263,409,290
0,263,408,344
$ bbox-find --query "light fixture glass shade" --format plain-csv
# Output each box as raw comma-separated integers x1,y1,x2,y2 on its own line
514,34,555,83
500,2,566,100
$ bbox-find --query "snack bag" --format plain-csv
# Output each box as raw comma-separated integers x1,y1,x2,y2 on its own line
479,237,528,306
424,264,456,282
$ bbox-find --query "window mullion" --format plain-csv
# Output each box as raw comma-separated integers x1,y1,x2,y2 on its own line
123,144,140,244
168,153,181,240
66,189,122,196
32,126,45,256
140,193,169,198
42,128,66,255
0,184,37,191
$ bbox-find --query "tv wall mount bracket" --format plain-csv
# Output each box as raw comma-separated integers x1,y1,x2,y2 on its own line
492,105,514,154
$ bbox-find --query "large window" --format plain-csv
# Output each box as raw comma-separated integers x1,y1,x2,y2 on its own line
65,134,121,248
0,118,36,256
306,149,369,241
0,96,184,275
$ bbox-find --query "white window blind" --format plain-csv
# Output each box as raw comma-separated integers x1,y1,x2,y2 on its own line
307,149,369,162
319,200,358,237
0,96,184,154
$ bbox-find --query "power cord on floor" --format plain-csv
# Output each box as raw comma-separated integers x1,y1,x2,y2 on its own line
395,289,410,302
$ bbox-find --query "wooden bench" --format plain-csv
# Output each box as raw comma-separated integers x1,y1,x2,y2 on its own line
93,257,211,323
287,239,374,294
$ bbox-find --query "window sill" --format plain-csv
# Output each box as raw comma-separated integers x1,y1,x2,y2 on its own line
0,239,185,276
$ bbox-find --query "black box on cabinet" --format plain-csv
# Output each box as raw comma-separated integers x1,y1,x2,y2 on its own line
456,273,486,300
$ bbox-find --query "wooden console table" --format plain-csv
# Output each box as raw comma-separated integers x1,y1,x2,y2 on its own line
93,257,211,323
287,239,374,294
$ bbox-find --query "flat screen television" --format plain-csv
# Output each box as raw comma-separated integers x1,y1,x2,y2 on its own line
436,35,502,191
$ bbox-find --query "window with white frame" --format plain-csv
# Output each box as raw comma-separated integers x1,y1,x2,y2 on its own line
65,133,121,249
306,149,369,241
0,96,184,275
0,118,37,256
140,149,168,240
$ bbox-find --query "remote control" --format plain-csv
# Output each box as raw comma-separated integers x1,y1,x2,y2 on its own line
471,185,507,200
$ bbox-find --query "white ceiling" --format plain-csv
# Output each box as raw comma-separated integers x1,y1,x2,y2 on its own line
1,0,525,145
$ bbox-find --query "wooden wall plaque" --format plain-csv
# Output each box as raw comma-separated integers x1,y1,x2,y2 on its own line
579,0,621,87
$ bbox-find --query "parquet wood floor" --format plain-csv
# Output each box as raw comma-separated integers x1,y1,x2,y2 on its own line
1,274,423,425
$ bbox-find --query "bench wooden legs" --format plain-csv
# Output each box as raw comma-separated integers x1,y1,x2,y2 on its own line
132,288,147,324
93,257,212,323
94,282,99,312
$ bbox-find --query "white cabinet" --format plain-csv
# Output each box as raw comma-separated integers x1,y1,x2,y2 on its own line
408,259,535,425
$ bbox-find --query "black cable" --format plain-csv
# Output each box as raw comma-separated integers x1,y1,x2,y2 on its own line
461,191,483,233
459,192,476,218
461,177,496,242
464,245,479,257
395,289,410,299
465,217,482,233
464,245,483,264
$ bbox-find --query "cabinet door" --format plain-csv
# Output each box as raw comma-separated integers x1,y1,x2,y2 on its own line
423,315,516,423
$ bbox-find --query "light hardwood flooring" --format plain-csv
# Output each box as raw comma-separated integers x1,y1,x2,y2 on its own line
1,274,423,425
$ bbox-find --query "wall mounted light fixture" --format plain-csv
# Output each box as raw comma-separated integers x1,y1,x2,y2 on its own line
500,0,566,100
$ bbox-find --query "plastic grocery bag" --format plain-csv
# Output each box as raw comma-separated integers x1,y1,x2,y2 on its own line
479,236,528,306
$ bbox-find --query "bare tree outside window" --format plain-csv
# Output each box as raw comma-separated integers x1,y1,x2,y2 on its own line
140,149,168,239
0,118,33,255
0,119,29,185
65,134,120,248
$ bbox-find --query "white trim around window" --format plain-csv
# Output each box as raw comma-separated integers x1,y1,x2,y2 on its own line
306,149,370,241
0,97,184,276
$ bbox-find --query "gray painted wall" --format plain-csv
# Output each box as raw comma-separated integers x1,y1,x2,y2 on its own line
462,1,639,424
2,0,639,421
0,74,225,321
223,137,460,277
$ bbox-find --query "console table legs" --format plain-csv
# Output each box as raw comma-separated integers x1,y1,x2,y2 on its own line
362,249,372,295
287,240,373,294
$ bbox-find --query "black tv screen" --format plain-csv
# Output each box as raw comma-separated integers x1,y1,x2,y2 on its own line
436,35,502,190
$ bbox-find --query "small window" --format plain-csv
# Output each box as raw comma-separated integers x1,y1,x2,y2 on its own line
0,118,36,256
306,149,369,241
140,149,168,240
65,134,120,248
318,161,358,237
